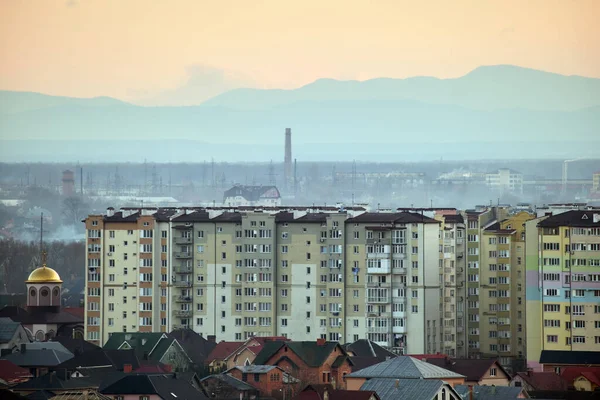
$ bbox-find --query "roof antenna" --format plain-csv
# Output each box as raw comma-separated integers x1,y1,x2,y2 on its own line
40,213,46,268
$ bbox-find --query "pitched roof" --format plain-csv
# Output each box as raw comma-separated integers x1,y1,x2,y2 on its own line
454,385,523,400
49,336,100,355
103,332,177,361
537,210,600,228
347,212,438,224
223,185,280,202
57,349,139,371
1,389,28,400
344,339,396,359
327,390,378,400
228,365,281,374
24,390,55,400
200,374,256,391
426,358,506,382
100,373,209,400
168,329,216,365
515,371,568,391
0,318,23,343
540,350,600,365
360,378,447,400
0,360,33,384
561,367,600,387
206,341,244,364
2,342,74,367
11,372,96,390
348,356,387,372
346,356,465,379
252,341,343,368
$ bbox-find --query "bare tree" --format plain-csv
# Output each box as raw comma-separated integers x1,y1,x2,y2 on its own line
62,196,88,229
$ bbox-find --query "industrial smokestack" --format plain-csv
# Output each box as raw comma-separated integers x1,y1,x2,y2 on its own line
284,128,292,188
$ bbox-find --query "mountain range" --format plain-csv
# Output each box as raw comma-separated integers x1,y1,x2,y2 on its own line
0,65,598,162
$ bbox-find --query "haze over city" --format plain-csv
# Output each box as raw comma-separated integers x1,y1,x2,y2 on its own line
1,2,600,399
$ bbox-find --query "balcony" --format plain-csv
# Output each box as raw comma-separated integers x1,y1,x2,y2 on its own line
393,326,407,334
174,280,192,287
392,311,406,318
175,296,193,303
367,326,389,334
174,266,193,274
367,282,391,288
367,252,390,259
175,237,193,244
444,297,452,303
444,253,454,259
445,312,453,319
457,326,464,333
174,252,192,259
174,310,192,317
172,324,191,330
367,260,391,274
392,253,406,259
392,267,407,275
367,297,390,304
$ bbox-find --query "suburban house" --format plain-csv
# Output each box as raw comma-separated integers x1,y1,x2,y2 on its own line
9,371,98,397
252,339,353,389
423,357,511,386
223,185,281,207
344,356,465,390
539,351,600,374
225,336,289,370
297,384,380,400
200,373,259,400
227,365,295,399
0,359,32,387
360,378,462,400
0,318,31,354
103,332,193,372
510,371,568,392
454,385,526,400
2,342,73,377
205,341,244,373
168,329,216,374
343,339,397,372
561,367,600,391
99,373,209,400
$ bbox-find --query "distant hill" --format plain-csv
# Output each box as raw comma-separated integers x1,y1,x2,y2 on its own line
203,65,600,111
0,90,129,115
0,65,598,162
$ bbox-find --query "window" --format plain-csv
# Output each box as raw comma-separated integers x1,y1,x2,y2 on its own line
490,368,497,376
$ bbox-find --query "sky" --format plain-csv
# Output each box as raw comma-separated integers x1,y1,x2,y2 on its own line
1,0,599,105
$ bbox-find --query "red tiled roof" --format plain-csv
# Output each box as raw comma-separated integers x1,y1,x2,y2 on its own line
62,307,85,318
252,336,289,345
0,359,33,384
206,341,244,364
408,354,448,361
516,371,568,391
561,367,600,387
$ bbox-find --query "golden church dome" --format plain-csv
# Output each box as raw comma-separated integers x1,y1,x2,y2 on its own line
26,266,63,283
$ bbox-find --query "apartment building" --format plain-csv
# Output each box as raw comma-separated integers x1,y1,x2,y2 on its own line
525,210,600,371
479,211,534,372
485,169,524,194
84,207,441,354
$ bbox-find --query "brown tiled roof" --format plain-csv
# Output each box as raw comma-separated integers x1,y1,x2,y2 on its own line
426,358,506,382
104,211,139,222
0,360,32,384
516,371,568,391
561,367,600,387
205,341,244,364
348,212,438,224
538,210,600,228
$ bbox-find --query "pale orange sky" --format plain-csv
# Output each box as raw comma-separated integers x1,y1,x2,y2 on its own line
1,0,598,104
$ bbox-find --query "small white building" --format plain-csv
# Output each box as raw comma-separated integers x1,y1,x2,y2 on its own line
223,185,281,207
485,168,523,193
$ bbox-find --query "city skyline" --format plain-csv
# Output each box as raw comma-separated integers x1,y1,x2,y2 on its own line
1,0,599,105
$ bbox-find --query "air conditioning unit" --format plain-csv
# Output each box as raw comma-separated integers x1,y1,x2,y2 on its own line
320,238,326,243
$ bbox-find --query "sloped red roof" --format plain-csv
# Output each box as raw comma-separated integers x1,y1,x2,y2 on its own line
0,359,33,384
206,341,244,364
516,371,568,391
252,336,289,345
408,354,448,361
62,307,85,319
561,367,600,387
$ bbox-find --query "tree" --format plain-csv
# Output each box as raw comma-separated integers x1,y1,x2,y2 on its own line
62,196,88,230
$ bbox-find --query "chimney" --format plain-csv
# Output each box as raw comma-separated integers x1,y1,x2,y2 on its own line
207,335,216,343
20,344,26,354
284,128,292,187
106,207,115,217
469,385,473,400
316,338,326,346
395,379,399,388
123,364,132,373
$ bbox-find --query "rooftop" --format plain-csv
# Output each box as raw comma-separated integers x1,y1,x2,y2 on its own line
346,356,465,380
537,210,600,228
514,371,568,391
360,378,450,400
454,384,523,400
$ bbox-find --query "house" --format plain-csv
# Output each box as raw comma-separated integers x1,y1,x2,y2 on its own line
227,365,296,399
103,332,193,372
454,385,526,400
561,367,600,391
225,336,289,370
539,351,600,374
0,359,32,387
9,371,97,396
2,343,74,377
344,356,465,390
424,357,511,386
342,340,396,373
252,339,353,390
168,329,216,374
48,336,100,355
223,185,281,206
200,373,260,400
510,371,568,392
0,318,31,353
361,378,461,400
55,348,141,373
99,373,209,400
205,341,244,373
297,384,380,400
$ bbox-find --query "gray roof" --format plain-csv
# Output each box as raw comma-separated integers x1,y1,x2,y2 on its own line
454,385,523,400
0,318,21,343
361,378,446,400
2,342,74,366
231,365,278,373
346,356,465,379
200,374,256,391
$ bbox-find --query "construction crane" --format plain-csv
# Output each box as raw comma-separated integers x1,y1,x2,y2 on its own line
562,158,589,196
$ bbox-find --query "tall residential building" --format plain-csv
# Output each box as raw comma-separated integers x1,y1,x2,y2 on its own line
84,207,440,354
485,169,524,194
525,210,600,371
